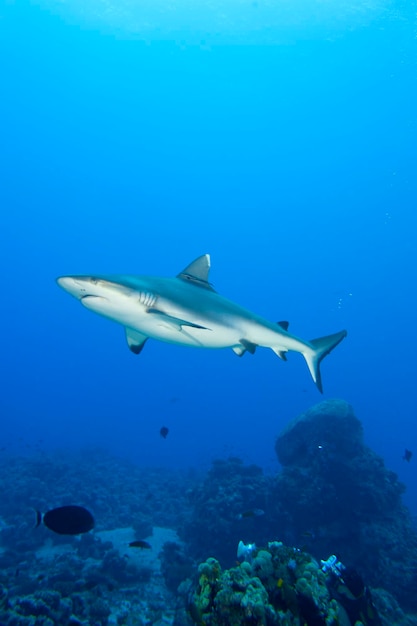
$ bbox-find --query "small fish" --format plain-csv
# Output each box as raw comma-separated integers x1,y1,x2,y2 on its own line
403,449,413,462
36,505,94,535
300,530,315,539
160,426,169,439
129,540,152,549
235,508,265,520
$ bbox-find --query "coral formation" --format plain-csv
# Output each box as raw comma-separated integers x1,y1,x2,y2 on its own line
272,400,417,611
1,400,417,624
181,400,417,618
189,543,344,625
179,456,271,564
0,449,195,626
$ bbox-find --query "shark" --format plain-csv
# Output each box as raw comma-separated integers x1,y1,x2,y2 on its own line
57,254,347,392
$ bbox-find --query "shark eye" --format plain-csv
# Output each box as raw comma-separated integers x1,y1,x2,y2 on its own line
91,277,98,284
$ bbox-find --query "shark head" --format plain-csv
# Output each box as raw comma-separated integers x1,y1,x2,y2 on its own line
57,276,117,316
57,276,107,300
56,274,158,325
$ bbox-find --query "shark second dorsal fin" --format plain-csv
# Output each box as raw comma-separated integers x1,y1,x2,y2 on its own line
177,254,215,291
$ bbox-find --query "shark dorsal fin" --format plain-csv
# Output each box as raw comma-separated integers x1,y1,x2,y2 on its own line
277,320,289,331
177,254,215,291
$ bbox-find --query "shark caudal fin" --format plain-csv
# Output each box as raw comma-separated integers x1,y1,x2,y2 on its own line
303,330,347,393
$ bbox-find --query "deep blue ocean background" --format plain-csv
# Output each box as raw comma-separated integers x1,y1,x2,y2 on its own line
1,0,416,518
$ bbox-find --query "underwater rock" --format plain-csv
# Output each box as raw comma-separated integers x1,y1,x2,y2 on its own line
275,399,362,467
272,399,417,612
371,588,417,626
160,541,195,593
15,595,51,617
0,582,9,612
180,456,271,564
88,597,111,625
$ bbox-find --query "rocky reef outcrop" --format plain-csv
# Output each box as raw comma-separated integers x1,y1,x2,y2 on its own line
180,457,272,565
187,539,417,626
188,541,385,626
181,400,417,616
271,399,417,612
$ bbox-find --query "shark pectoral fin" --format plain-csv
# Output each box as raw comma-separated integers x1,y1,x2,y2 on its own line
304,329,347,393
147,308,211,332
125,328,148,355
271,348,288,361
177,254,216,291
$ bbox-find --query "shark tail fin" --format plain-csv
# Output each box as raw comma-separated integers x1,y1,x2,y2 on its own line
303,330,347,393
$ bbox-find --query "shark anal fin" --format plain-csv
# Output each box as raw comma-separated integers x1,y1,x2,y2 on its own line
177,254,216,291
277,320,289,331
271,348,288,361
125,328,148,355
147,308,211,332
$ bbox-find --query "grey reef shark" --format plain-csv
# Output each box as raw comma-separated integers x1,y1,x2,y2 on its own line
57,254,347,392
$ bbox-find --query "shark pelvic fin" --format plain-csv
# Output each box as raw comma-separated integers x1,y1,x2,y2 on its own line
177,254,215,291
240,339,257,354
125,328,148,354
232,339,257,357
303,330,347,393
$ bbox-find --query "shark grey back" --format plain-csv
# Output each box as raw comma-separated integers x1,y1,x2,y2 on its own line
57,254,347,392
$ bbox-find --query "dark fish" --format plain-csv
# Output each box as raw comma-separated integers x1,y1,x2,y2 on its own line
129,540,152,549
301,530,316,539
36,505,94,535
160,426,169,439
236,508,265,520
403,449,413,462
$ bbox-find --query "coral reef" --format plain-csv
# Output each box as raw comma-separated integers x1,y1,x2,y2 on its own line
272,400,417,611
179,457,272,564
1,400,417,625
189,543,344,625
180,400,417,617
0,449,196,626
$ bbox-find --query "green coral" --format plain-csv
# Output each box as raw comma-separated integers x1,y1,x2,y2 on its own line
211,564,276,625
190,543,354,626
191,557,222,619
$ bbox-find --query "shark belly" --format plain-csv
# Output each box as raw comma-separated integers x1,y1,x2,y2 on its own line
242,319,310,354
81,292,242,349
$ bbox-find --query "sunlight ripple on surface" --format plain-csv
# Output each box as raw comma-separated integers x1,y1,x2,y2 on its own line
34,0,395,43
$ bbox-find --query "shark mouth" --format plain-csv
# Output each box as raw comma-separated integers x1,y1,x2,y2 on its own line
80,295,107,310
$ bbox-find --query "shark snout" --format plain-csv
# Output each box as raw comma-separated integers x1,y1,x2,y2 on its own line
56,276,90,299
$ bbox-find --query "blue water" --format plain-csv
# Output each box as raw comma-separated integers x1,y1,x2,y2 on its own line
1,1,416,514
